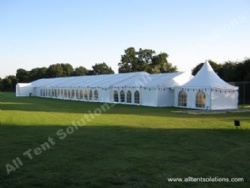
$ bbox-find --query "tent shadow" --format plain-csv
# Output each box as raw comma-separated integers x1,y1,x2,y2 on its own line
0,125,249,187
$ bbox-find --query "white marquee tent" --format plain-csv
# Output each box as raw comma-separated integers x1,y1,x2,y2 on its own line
16,71,193,107
16,83,33,97
174,61,239,110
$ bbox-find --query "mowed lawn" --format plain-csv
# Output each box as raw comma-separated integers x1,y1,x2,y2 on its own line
0,93,250,188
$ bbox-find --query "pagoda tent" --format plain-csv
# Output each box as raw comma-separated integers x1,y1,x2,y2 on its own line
174,61,238,110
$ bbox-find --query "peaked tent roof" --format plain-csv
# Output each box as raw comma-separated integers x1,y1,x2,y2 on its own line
182,61,237,89
30,71,193,89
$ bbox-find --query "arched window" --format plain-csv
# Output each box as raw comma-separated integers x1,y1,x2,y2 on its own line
127,91,132,103
114,90,118,102
84,90,88,100
120,90,125,102
196,90,206,108
64,89,67,98
80,90,83,99
178,90,187,107
134,90,140,104
94,90,98,100
89,90,93,100
48,89,51,97
68,90,71,99
76,90,79,99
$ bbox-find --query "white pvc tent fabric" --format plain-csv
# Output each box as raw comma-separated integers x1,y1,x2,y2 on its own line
16,83,33,97
16,71,193,107
174,61,239,110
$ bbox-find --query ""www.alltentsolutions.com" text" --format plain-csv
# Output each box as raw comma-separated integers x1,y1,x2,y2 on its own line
167,177,244,183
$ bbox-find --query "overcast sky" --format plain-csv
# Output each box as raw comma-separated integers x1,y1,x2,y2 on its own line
0,0,249,78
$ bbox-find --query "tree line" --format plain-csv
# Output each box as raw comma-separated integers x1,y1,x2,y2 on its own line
0,47,249,91
0,62,114,91
192,59,250,82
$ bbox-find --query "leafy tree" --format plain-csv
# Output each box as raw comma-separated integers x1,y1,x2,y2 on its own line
118,47,138,73
243,59,250,81
219,61,238,82
118,47,176,73
2,75,17,91
61,63,74,76
91,63,114,75
0,77,2,91
192,60,221,76
46,64,63,78
2,77,11,90
152,52,177,73
30,67,47,81
137,48,156,72
16,69,30,82
73,66,89,76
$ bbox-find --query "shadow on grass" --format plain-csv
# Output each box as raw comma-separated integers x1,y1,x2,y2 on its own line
1,93,196,118
2,93,250,121
0,125,249,188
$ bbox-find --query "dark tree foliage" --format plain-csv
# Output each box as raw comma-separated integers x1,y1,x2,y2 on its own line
1,75,17,91
29,67,47,81
118,47,177,73
45,64,64,78
152,52,177,73
16,69,30,82
73,66,89,76
91,63,114,75
0,77,2,91
192,60,221,76
118,47,138,73
61,63,74,76
191,58,250,82
13,62,113,87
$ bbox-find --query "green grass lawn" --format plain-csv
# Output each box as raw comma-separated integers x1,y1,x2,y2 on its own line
0,92,250,188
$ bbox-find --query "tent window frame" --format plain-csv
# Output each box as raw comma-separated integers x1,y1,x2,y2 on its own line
76,90,79,99
134,90,140,104
54,89,57,97
89,90,93,100
68,90,71,99
114,90,119,102
94,90,98,100
80,90,83,100
196,90,206,108
178,90,187,107
71,89,75,99
127,90,132,103
120,90,125,103
52,89,55,97
83,89,88,100
64,89,67,98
